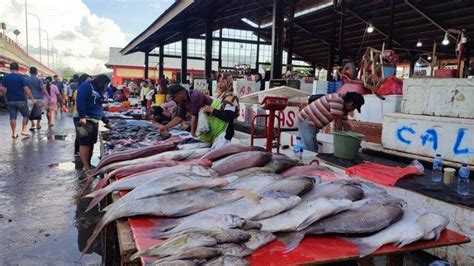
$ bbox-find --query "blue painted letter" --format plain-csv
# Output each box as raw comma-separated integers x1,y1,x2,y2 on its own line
453,128,473,155
397,126,415,144
420,128,438,150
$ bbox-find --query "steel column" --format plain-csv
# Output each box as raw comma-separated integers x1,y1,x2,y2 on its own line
286,0,296,71
218,29,223,70
387,0,395,49
337,0,345,66
327,1,337,81
159,45,164,79
204,18,213,92
181,31,188,84
256,23,261,73
144,51,149,79
271,0,284,79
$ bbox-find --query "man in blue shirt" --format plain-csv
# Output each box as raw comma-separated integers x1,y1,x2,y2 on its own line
26,66,50,130
1,63,37,138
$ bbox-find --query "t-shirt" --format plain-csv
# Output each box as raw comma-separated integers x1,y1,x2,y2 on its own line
297,93,347,129
26,76,45,99
2,72,27,102
53,80,64,94
177,90,213,119
46,84,61,104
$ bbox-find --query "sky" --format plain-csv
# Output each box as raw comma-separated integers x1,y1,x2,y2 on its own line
1,0,174,75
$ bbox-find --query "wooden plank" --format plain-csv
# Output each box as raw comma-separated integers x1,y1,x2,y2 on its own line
112,193,139,265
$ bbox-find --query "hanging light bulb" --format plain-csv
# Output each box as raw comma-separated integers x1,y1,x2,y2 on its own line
427,56,432,60
367,23,374,33
442,32,449,45
416,40,422,47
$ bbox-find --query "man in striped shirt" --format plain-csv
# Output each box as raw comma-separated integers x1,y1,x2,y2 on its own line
297,92,365,152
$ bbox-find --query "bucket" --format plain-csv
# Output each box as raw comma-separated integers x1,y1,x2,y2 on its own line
155,94,166,105
333,131,365,160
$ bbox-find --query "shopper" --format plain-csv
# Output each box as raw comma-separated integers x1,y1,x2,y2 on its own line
139,80,150,106
73,74,91,155
297,92,365,152
44,76,64,127
75,74,111,174
255,73,265,91
159,84,212,136
215,73,233,100
26,66,50,130
69,74,79,107
1,62,37,138
53,75,65,97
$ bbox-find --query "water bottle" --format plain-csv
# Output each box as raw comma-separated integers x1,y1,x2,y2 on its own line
294,136,303,163
141,106,146,119
457,164,470,196
432,154,443,182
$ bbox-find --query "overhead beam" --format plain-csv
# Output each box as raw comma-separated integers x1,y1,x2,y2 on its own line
404,0,457,40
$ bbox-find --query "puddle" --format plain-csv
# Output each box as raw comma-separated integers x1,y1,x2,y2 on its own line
54,134,69,140
48,161,77,171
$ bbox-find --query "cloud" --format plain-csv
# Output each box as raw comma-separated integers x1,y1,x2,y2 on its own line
1,0,127,75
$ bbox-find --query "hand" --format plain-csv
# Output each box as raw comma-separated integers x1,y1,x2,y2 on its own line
202,105,213,113
158,127,168,133
79,118,87,126
32,99,37,105
105,122,112,129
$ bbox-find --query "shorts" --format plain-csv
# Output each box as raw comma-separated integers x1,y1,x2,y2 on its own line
8,101,29,120
47,102,58,112
74,118,99,146
28,100,44,120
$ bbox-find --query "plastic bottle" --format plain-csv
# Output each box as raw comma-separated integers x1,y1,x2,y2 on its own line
457,164,470,196
432,154,443,182
294,136,303,163
141,106,146,119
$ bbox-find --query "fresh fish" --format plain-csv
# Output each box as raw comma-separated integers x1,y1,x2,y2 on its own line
224,174,284,191
282,164,334,177
302,179,364,201
154,260,198,266
84,165,216,211
130,233,217,260
358,181,387,196
345,209,449,257
222,167,273,178
204,256,250,266
244,230,276,250
204,229,252,244
153,247,222,264
258,197,354,232
212,151,272,175
283,202,404,251
256,175,318,196
178,142,211,150
83,188,245,255
215,243,253,257
201,145,266,161
103,174,233,212
263,153,299,173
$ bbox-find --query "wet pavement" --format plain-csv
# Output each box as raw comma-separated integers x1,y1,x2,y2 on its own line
0,111,103,265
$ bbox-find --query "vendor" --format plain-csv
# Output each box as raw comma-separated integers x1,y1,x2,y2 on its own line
159,84,212,136
297,92,364,152
215,73,233,100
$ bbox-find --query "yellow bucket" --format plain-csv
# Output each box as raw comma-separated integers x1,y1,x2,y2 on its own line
155,94,166,105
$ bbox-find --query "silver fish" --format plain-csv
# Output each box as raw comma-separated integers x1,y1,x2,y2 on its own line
256,175,318,196
346,209,449,257
263,153,299,173
215,243,253,257
222,167,274,179
204,256,250,266
244,230,276,251
224,173,284,191
178,142,211,150
258,197,354,232
302,179,364,201
212,151,272,175
153,247,222,264
154,260,198,266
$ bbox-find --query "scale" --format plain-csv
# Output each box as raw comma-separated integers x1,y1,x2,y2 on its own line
250,96,288,152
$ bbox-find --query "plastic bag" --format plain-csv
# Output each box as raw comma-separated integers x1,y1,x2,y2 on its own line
196,110,209,136
375,76,403,95
346,161,422,186
211,131,231,150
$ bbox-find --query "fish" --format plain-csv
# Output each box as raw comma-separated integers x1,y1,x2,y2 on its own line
95,148,211,175
263,153,299,173
258,197,354,232
302,179,364,201
211,151,272,175
256,175,318,196
130,233,218,260
84,165,216,211
244,230,276,251
224,174,284,191
204,256,250,266
215,243,253,257
282,202,404,251
178,142,211,150
222,167,273,179
103,174,233,212
83,188,245,255
345,209,449,257
154,260,198,266
282,165,339,181
153,247,222,264
201,145,266,162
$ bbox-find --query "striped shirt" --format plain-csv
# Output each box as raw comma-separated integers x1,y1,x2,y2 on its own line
297,93,347,129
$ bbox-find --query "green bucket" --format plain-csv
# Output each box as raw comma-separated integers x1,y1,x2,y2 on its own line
333,131,365,160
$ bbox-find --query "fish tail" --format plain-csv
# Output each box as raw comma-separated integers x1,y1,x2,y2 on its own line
93,169,117,191
279,232,305,252
78,174,96,196
342,237,379,257
129,250,145,261
85,189,109,212
81,214,109,257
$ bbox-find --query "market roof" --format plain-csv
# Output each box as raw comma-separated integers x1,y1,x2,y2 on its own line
122,0,474,66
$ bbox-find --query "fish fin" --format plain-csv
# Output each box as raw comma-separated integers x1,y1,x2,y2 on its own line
296,217,317,232
279,232,305,252
79,175,96,196
163,184,195,193
239,189,262,203
129,249,146,261
342,237,379,257
102,203,114,212
351,199,369,209
93,171,115,191
85,189,109,212
81,213,109,258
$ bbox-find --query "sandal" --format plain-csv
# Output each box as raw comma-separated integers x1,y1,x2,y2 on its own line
12,134,18,139
21,132,30,137
29,127,36,131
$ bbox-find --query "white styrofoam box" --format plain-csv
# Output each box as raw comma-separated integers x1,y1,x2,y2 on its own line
233,79,259,98
300,82,313,95
353,95,402,123
317,133,334,154
401,78,474,119
237,102,299,129
312,80,328,95
265,81,270,90
382,113,474,164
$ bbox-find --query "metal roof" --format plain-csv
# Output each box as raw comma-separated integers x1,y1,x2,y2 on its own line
122,0,474,66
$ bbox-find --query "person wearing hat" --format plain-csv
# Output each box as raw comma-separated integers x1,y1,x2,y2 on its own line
297,92,365,152
159,85,212,136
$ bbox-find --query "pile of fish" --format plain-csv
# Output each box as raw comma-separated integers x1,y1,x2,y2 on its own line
82,142,450,265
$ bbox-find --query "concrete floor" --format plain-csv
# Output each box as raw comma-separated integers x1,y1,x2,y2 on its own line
0,111,102,265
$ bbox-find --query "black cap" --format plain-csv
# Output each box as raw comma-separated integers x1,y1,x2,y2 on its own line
168,84,186,96
343,92,365,113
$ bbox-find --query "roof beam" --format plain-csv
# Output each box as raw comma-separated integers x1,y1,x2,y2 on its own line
344,6,401,46
404,0,457,40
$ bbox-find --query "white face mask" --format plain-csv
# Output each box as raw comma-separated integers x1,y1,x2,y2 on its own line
224,105,236,112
